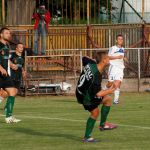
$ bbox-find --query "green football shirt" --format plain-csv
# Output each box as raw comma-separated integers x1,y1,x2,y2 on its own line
0,42,10,72
76,62,102,105
10,52,24,81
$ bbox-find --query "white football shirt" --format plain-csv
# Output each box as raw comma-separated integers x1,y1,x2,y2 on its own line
108,45,125,69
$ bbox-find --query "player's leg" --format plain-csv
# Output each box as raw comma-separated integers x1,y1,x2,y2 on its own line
113,67,124,104
4,78,21,123
83,105,99,142
4,87,17,117
0,88,8,103
99,95,117,130
106,81,113,88
104,65,114,90
4,87,21,123
113,80,122,104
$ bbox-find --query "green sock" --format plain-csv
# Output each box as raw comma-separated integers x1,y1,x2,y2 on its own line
100,105,110,127
5,96,15,118
84,117,96,138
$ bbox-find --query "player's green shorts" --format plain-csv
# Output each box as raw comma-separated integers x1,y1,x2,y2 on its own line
0,75,15,89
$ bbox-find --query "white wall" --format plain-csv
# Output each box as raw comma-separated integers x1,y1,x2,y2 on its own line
125,0,150,13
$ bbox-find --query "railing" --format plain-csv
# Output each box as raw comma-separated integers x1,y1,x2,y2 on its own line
8,24,143,51
23,48,150,96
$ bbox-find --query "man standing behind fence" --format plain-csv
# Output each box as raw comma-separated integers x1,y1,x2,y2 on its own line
32,4,50,55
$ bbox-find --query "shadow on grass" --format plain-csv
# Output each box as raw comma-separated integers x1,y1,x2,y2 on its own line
12,127,81,142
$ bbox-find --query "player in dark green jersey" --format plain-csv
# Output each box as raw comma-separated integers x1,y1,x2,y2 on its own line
76,52,117,142
10,43,26,92
0,27,21,123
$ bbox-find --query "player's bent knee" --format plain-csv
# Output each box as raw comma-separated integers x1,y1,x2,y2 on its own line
91,108,99,119
5,88,17,96
102,95,112,106
114,80,121,88
107,81,113,88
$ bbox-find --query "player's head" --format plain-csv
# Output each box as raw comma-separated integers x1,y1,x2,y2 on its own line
0,27,11,42
116,34,123,46
16,43,24,54
96,51,109,66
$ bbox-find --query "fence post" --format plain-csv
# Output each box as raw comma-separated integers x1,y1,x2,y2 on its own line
138,48,141,92
109,29,111,47
24,50,27,96
80,49,83,72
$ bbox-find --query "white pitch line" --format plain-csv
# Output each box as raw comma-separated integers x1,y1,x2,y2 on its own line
0,114,150,130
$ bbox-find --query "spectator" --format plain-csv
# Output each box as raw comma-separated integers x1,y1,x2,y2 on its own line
32,4,51,55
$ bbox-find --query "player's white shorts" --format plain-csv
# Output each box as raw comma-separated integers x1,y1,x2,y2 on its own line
108,65,124,82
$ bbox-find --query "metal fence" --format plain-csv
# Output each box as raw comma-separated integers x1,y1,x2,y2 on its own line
2,0,148,25
23,48,150,96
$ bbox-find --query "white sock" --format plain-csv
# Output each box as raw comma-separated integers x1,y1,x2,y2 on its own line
114,88,120,102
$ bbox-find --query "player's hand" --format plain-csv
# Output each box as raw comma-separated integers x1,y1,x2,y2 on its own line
0,67,7,76
123,57,128,63
109,84,116,93
10,64,18,70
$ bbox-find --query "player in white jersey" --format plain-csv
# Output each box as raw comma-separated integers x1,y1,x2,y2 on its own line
106,34,125,104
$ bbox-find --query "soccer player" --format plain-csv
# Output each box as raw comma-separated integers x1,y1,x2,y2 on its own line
76,52,117,142
10,43,26,93
106,34,125,104
0,27,21,123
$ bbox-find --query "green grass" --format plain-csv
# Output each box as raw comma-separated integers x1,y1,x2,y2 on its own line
0,93,150,150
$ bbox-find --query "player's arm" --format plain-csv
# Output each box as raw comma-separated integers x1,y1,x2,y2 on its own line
108,47,124,60
123,49,128,62
109,55,124,60
96,84,116,97
0,53,7,76
10,61,18,71
9,54,18,71
82,56,96,66
0,65,7,76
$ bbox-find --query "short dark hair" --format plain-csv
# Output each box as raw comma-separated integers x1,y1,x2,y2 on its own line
116,34,123,39
95,51,108,64
16,42,24,48
17,42,23,46
0,27,10,34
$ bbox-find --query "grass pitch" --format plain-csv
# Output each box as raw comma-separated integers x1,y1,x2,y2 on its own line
0,93,150,150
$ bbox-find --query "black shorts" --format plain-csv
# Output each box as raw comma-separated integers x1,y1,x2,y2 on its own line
0,75,15,89
83,97,103,112
12,80,21,89
76,89,84,104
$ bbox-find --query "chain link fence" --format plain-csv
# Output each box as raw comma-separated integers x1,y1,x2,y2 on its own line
22,48,150,95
